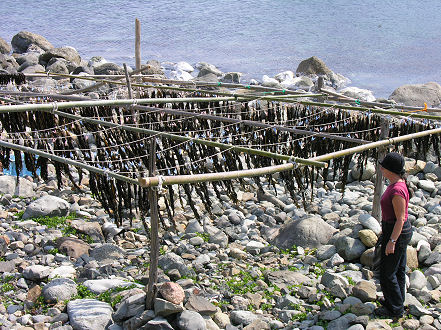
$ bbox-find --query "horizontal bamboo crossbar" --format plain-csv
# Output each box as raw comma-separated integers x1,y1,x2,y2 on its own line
139,125,441,187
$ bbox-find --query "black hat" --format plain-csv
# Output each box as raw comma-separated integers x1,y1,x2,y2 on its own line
380,152,405,175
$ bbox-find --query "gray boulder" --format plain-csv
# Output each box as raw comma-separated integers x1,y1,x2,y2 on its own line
144,317,174,330
17,53,40,71
0,175,34,198
19,64,45,77
39,46,81,66
23,265,51,281
113,292,146,322
177,310,207,330
296,56,332,76
271,216,337,249
22,195,69,219
0,37,11,54
158,253,196,277
154,298,184,316
67,299,113,330
196,62,222,77
335,236,366,261
89,243,125,264
88,56,107,68
94,62,124,75
389,82,441,108
42,278,77,303
266,270,312,290
222,72,242,83
184,295,217,315
83,278,139,294
0,54,19,72
11,31,54,53
358,214,381,236
230,311,259,326
46,58,69,76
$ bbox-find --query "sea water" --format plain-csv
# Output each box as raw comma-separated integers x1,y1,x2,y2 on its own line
1,0,441,98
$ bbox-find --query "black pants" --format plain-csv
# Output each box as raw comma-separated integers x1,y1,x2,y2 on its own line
380,220,412,316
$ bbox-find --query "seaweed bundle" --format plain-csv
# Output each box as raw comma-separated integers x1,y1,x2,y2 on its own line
0,73,26,85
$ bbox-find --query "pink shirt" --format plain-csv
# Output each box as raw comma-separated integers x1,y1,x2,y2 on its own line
380,181,409,224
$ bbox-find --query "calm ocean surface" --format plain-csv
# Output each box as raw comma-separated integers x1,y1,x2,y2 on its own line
1,0,441,98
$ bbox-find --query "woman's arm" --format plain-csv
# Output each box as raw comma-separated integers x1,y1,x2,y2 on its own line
385,195,407,255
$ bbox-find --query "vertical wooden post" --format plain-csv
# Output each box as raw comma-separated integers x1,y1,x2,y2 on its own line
123,63,133,99
135,18,142,98
145,138,159,309
123,63,139,126
135,19,141,71
372,118,390,222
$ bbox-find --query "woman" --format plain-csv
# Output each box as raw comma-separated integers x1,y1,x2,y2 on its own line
376,152,413,318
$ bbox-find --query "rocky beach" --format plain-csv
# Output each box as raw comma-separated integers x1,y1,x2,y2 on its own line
0,31,441,330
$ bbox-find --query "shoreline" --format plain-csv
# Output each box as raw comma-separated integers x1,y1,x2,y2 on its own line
2,31,441,110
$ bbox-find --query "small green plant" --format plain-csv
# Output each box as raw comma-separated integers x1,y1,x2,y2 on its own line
195,232,210,242
260,302,272,311
47,248,59,256
0,282,14,293
281,245,298,257
291,312,308,322
345,276,356,286
15,210,25,219
313,263,326,277
1,275,14,283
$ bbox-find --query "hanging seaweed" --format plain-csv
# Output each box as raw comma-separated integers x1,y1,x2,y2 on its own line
0,73,26,85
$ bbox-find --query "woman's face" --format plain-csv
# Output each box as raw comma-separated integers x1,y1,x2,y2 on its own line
380,165,397,181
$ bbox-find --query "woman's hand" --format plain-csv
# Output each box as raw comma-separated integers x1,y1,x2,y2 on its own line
385,241,395,255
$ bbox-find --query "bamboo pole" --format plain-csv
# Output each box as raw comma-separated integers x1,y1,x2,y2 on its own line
312,126,441,162
0,97,237,113
0,90,91,101
139,162,299,187
0,140,137,185
139,125,441,187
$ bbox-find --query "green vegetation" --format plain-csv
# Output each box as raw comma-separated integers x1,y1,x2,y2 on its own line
291,312,308,322
345,276,356,286
195,232,210,242
14,210,24,219
313,262,326,277
47,248,59,255
281,245,298,257
71,283,138,308
19,212,93,243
